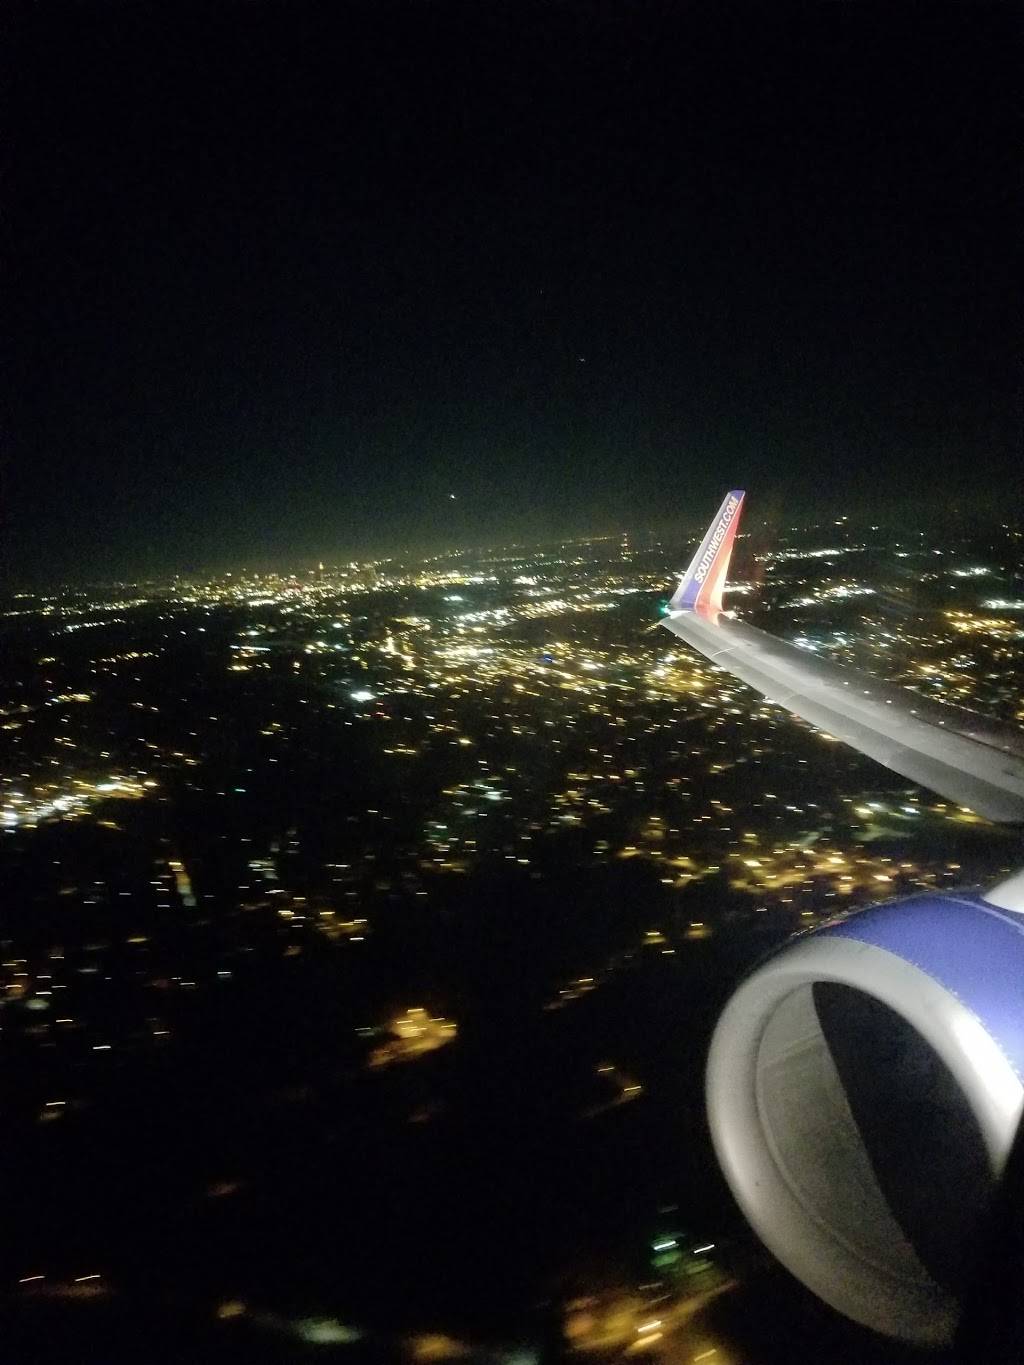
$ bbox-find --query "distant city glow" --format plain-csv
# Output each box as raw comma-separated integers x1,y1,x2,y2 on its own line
1,517,1018,1350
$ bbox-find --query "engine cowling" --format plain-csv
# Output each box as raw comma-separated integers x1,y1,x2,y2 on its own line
706,890,1024,1345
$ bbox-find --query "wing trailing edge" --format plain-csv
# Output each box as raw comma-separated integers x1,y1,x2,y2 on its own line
661,494,1024,824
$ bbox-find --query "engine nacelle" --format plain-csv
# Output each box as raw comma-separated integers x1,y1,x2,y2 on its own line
706,890,1024,1345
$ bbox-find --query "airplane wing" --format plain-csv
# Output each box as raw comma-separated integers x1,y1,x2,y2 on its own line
661,491,1024,825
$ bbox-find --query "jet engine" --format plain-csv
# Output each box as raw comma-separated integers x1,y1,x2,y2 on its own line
706,882,1024,1345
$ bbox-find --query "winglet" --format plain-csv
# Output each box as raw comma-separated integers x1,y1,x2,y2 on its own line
669,490,745,615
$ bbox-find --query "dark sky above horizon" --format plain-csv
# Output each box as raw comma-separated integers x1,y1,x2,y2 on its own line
5,1,1021,585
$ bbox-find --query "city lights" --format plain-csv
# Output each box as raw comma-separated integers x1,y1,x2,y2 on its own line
1,518,1020,1359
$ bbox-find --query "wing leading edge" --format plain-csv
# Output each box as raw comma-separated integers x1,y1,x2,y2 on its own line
661,494,1024,825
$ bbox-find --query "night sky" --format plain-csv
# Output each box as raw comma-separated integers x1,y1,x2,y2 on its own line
5,2,1020,584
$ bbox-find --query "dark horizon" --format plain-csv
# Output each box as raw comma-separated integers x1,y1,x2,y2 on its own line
6,2,1021,587
7,488,1022,595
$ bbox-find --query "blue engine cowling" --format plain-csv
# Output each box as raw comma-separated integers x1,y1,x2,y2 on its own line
706,889,1024,1345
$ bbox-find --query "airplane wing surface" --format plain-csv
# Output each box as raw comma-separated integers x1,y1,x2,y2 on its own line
661,492,1024,825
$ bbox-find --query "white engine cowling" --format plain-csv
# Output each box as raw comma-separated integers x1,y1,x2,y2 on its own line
706,889,1024,1345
